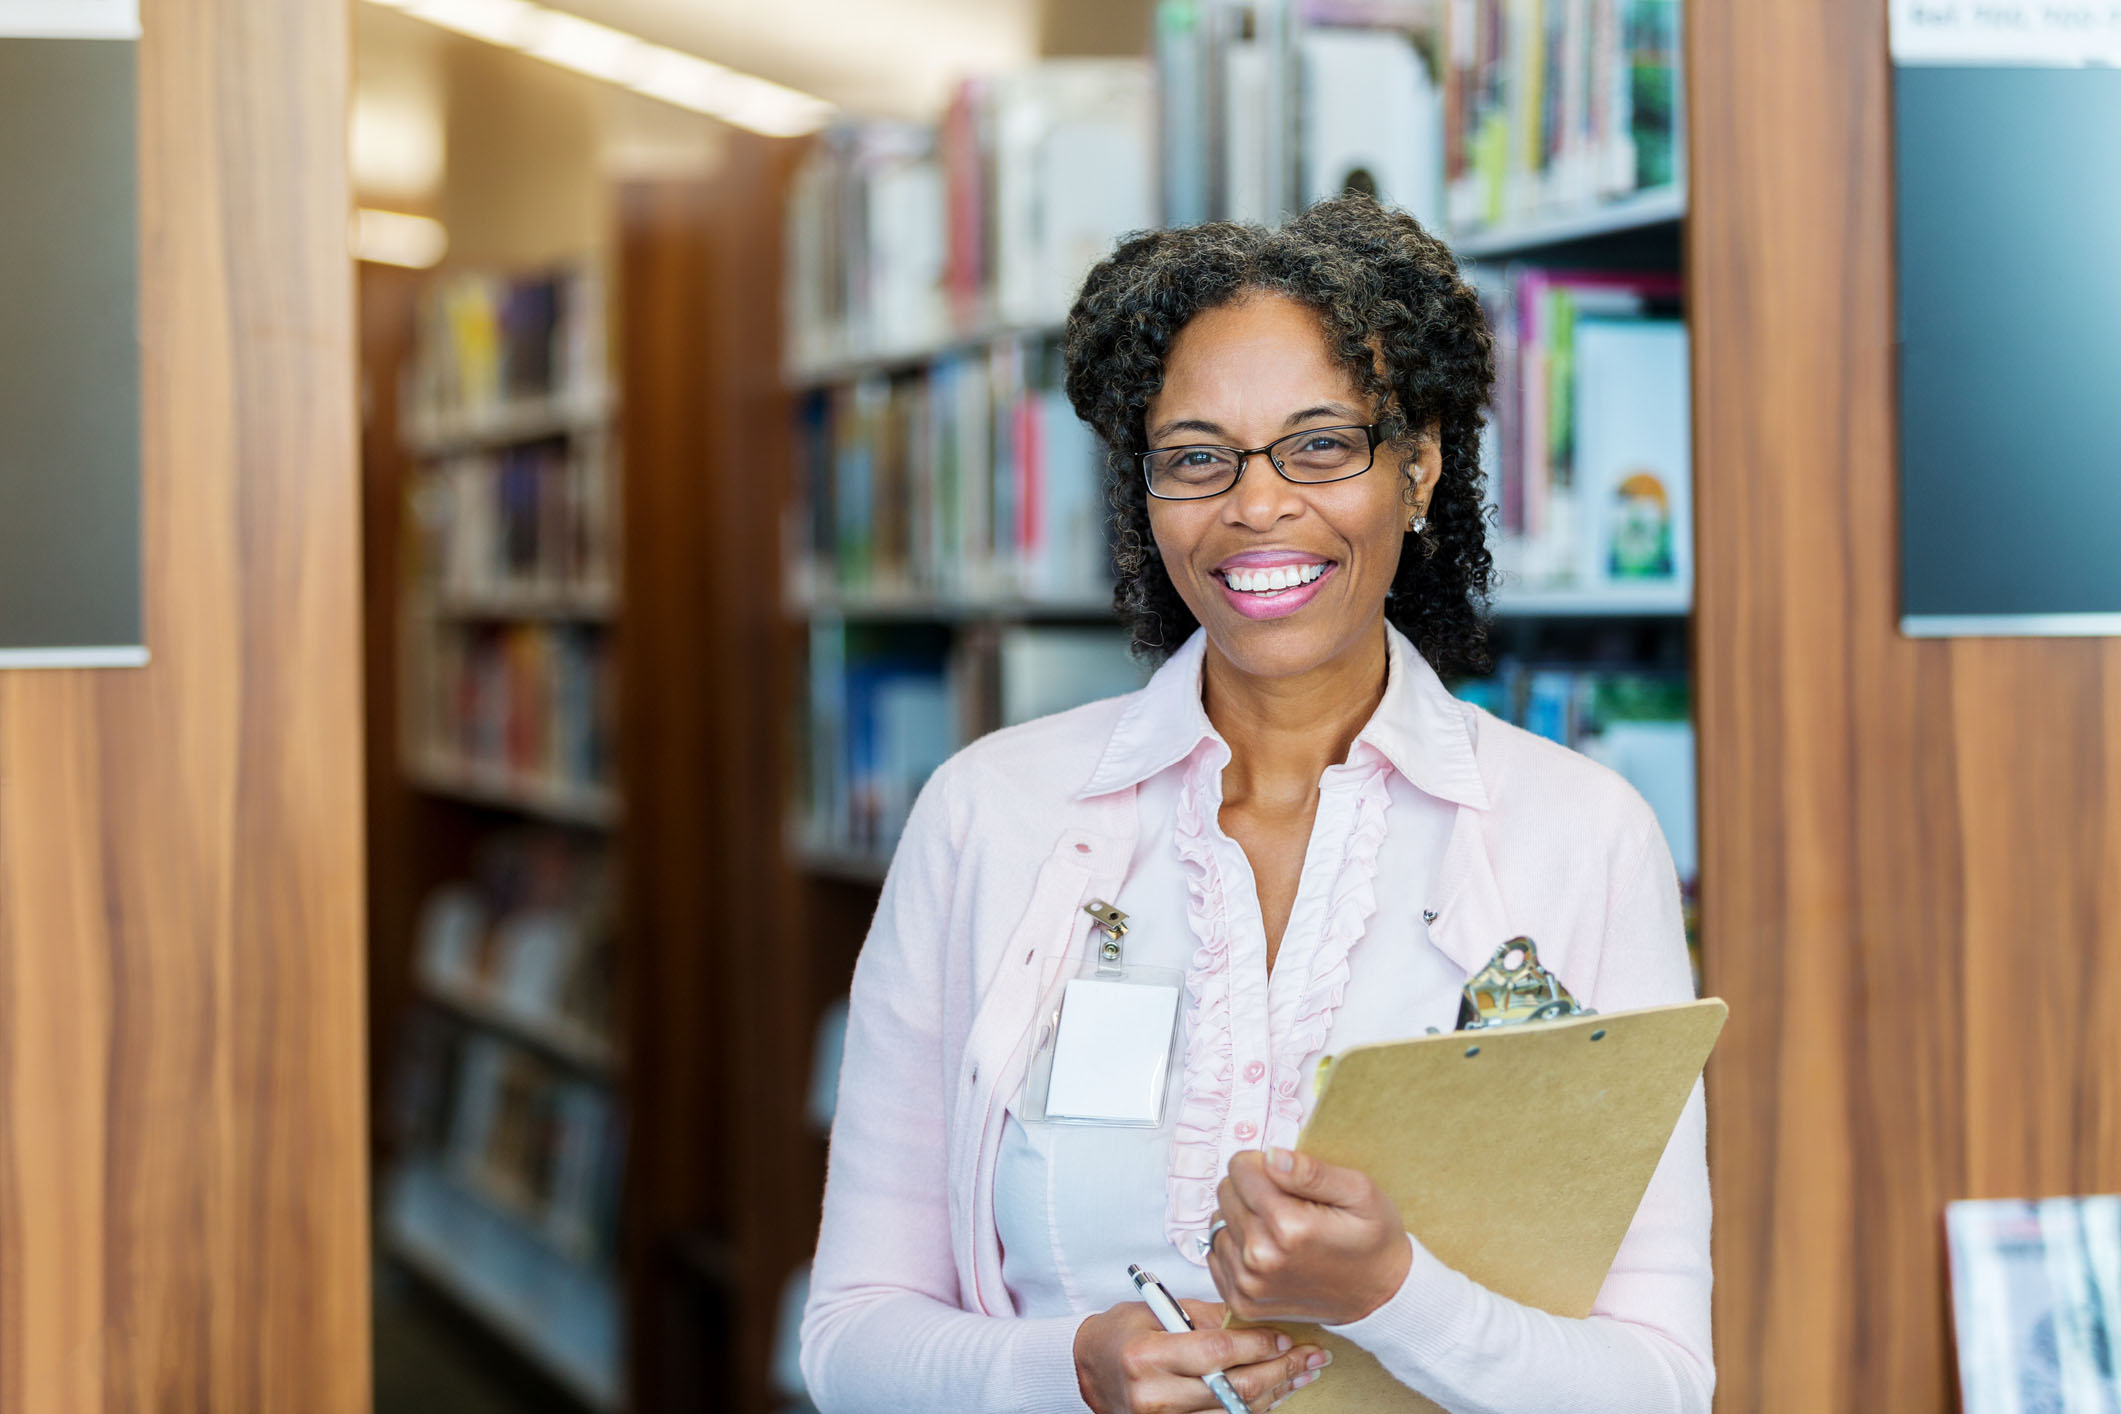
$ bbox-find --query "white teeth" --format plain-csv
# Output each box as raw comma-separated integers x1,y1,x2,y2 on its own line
1224,563,1327,593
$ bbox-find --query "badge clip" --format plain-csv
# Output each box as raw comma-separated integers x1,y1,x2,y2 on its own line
1083,898,1130,970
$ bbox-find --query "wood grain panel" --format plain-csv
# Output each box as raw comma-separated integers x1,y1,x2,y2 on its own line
616,136,806,1413
1691,1,2121,1408
0,3,368,1412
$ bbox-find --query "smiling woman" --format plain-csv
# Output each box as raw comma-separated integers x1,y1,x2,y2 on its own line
801,195,1709,1414
1065,195,1497,678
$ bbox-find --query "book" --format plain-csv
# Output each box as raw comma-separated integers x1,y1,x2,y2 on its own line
1299,25,1444,224
1947,1196,2121,1414
1571,317,1690,592
1443,0,1680,237
1468,265,1681,591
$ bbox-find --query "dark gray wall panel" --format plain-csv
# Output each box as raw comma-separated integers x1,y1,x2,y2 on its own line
1895,64,2121,633
0,37,142,659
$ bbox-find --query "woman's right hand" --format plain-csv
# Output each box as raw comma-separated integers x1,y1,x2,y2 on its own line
1072,1298,1329,1413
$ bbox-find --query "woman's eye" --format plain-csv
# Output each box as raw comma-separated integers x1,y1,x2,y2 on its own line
1303,434,1351,453
1178,450,1222,468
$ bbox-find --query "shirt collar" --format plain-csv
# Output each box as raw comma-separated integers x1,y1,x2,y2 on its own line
1075,622,1490,809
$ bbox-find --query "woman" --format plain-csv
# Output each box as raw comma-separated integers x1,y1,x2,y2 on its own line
801,196,1710,1414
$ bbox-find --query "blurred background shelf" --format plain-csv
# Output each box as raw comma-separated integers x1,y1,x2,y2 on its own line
403,390,614,457
419,971,620,1077
418,587,619,623
786,321,1067,388
1490,583,1693,618
792,585,1116,623
1448,185,1687,259
382,1160,622,1414
404,757,621,829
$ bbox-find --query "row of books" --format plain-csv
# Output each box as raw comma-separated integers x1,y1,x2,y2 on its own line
410,436,618,606
801,622,1144,857
789,339,1110,603
1474,264,1690,594
405,621,614,801
1442,0,1682,234
390,1012,624,1267
406,263,609,431
783,60,1154,372
1453,661,1695,883
1156,1,1446,229
413,830,617,1048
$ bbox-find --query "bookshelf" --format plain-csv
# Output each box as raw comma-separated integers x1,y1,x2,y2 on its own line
370,257,634,1413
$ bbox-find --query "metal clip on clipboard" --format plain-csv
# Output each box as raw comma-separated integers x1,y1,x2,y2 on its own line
1454,936,1594,1031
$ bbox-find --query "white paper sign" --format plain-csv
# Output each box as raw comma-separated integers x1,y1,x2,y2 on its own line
1043,977,1182,1125
1890,0,2121,66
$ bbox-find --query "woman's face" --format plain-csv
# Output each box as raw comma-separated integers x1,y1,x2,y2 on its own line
1143,292,1437,682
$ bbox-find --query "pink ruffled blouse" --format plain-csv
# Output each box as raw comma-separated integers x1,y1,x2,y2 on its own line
992,629,1467,1316
805,623,1712,1413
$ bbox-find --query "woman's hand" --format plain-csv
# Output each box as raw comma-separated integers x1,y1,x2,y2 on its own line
1206,1148,1413,1326
1073,1297,1328,1413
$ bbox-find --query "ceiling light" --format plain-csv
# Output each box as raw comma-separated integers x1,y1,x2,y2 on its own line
353,209,450,269
521,11,646,84
360,0,835,137
394,0,539,47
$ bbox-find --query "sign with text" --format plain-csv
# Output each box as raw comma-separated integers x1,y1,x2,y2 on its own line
1891,0,2121,66
0,3,145,667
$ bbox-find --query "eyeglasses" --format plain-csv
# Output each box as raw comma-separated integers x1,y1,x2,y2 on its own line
1139,424,1383,501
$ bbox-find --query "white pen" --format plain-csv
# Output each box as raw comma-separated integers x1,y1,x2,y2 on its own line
1128,1263,1253,1414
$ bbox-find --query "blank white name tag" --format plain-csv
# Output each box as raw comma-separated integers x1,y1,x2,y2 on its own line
1043,976,1183,1125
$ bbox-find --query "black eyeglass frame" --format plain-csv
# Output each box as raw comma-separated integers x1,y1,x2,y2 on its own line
1137,423,1385,501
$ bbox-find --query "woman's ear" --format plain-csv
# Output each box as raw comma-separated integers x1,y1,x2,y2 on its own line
1411,421,1444,511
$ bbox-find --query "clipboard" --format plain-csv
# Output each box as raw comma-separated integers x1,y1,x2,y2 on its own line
1232,996,1727,1412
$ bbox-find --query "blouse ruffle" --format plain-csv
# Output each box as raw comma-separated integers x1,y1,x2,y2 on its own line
1163,740,1399,1263
1166,740,1235,1259
1262,748,1395,1151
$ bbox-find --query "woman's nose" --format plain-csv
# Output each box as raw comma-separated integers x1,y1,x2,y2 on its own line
1223,453,1306,529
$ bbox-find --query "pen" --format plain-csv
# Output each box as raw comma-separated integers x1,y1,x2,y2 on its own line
1128,1263,1252,1414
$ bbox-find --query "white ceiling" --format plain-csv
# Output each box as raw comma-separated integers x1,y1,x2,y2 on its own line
519,0,1042,118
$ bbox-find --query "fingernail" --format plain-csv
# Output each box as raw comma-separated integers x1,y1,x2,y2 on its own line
1309,1350,1332,1369
1294,1370,1320,1388
1270,1148,1294,1172
1275,1333,1293,1353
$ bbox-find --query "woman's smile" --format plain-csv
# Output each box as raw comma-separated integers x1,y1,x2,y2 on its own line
1213,553,1340,619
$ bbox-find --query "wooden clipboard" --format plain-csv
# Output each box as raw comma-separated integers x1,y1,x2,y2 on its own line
1232,998,1727,1412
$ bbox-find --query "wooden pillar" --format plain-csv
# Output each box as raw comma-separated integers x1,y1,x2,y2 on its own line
1690,0,2121,1408
0,3,367,1411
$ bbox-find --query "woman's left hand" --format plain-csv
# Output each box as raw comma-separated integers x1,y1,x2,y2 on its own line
1206,1148,1413,1326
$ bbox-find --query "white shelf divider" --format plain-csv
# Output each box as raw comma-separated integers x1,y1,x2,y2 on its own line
1449,186,1686,260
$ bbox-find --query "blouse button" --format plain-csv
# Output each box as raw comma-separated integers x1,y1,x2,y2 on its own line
1234,1121,1258,1142
1243,1061,1266,1084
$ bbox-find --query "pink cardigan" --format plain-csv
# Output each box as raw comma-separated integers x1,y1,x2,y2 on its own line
802,628,1711,1413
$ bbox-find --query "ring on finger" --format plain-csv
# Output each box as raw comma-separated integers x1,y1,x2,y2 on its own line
1206,1217,1229,1254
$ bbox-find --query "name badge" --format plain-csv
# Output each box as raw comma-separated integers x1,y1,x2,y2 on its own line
1019,899,1184,1128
